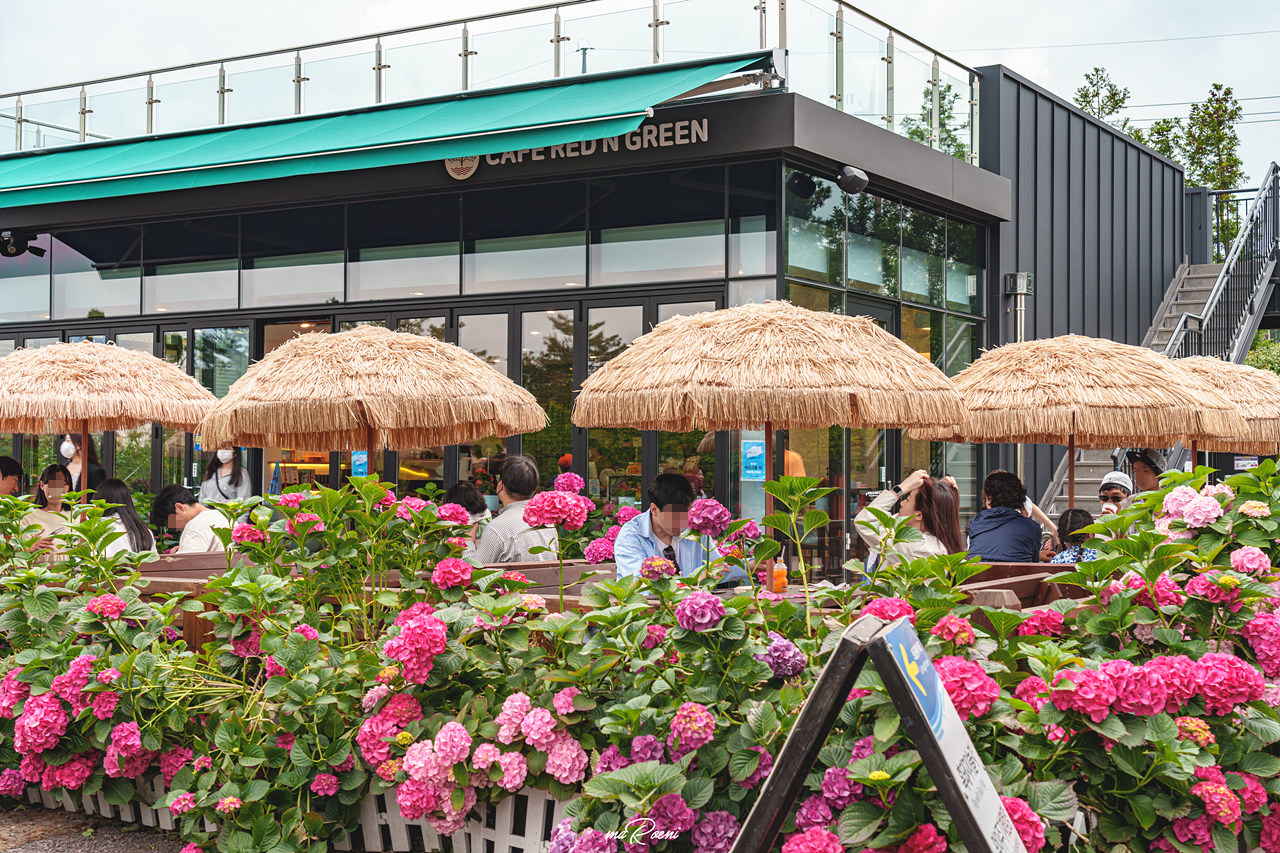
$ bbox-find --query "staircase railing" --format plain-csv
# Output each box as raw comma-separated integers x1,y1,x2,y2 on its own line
1039,162,1280,509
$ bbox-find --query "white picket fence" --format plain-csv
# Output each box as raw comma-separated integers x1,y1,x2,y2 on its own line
24,778,570,853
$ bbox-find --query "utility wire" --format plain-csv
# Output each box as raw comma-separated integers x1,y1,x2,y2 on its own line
1128,95,1280,108
946,29,1280,52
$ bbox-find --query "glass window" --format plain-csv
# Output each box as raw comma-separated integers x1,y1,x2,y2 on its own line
847,196,901,297
587,305,644,504
115,332,154,354
659,430,717,503
397,316,449,496
729,277,774,307
68,334,107,343
52,228,142,319
338,318,386,332
25,336,60,348
464,183,585,293
0,234,50,323
458,313,509,484
115,424,153,492
946,219,985,315
143,216,240,314
241,206,344,307
589,167,725,286
162,331,189,489
0,340,14,357
729,162,777,278
899,305,945,478
194,327,250,398
785,167,843,286
398,316,448,341
900,209,945,307
348,196,460,302
521,310,574,486
785,281,843,313
657,300,716,326
786,426,842,578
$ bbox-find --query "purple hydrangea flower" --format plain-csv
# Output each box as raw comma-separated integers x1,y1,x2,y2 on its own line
740,746,772,789
756,631,806,678
549,818,577,853
597,745,630,773
687,499,732,538
692,811,740,853
648,793,697,834
675,591,726,632
794,794,833,831
631,735,665,764
571,829,619,853
821,766,861,809
848,735,875,763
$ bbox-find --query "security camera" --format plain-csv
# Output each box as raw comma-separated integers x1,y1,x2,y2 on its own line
836,165,869,195
785,171,816,200
0,233,45,258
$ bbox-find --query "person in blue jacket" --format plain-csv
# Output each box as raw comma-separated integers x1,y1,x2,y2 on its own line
966,470,1042,563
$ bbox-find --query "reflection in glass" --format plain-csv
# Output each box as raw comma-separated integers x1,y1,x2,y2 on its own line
348,196,459,302
662,0,758,63
338,319,386,332
153,74,219,133
115,332,153,354
115,425,154,492
162,331,190,490
259,324,330,492
0,340,14,357
464,184,585,293
241,206,344,308
937,70,973,161
52,229,142,320
729,162,777,278
785,282,843,314
893,49,934,142
659,431,716,502
847,195,900,297
788,426,843,578
589,168,725,286
193,327,249,398
521,310,574,486
68,334,107,343
900,209,945,306
842,24,888,124
24,337,60,348
21,97,80,148
729,278,774,307
0,234,51,323
587,306,644,504
87,86,148,140
785,167,843,285
398,317,448,341
393,319,447,497
458,313,509,485
302,49,375,115
657,301,715,326
899,304,945,481
225,62,294,125
946,220,985,315
559,5,653,77
144,216,240,314
786,0,836,106
384,33,462,103
470,16,556,89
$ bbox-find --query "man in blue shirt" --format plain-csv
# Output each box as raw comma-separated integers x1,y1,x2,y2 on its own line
614,474,748,585
966,470,1042,563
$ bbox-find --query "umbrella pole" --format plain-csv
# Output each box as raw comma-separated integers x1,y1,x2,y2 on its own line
765,422,774,517
367,428,379,479
81,419,91,504
1068,435,1075,511
1191,440,1198,471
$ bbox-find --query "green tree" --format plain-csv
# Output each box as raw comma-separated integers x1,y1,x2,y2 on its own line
900,82,970,160
1073,67,1135,133
1246,331,1280,374
1183,83,1247,190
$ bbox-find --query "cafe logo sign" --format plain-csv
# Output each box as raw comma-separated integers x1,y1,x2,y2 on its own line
444,156,480,180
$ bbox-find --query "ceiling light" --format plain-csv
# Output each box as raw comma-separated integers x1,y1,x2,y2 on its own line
530,330,542,335
155,307,168,312
299,323,313,328
563,281,582,287
411,292,424,296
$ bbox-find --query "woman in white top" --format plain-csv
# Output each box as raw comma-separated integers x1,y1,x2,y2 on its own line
24,465,73,554
855,469,965,568
198,450,252,505
96,479,158,558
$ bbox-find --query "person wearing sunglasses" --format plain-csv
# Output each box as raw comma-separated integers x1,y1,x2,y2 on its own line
1098,470,1134,515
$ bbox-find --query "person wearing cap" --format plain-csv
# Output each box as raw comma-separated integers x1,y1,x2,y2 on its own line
1098,471,1134,514
1126,449,1166,493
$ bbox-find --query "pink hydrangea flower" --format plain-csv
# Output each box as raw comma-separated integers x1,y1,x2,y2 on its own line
276,492,305,508
1050,669,1117,722
1232,546,1272,575
264,656,287,679
1014,675,1049,712
523,490,593,531
215,797,242,813
431,557,473,589
1001,797,1046,852
862,597,916,625
397,496,428,520
160,746,192,786
362,685,391,712
192,756,212,773
1163,485,1200,517
692,811,740,853
496,693,532,743
584,538,615,564
1187,572,1244,611
472,743,500,769
545,734,589,784
434,721,473,764
687,499,731,537
898,823,947,853
616,506,641,525
675,591,726,632
311,773,339,796
793,798,835,835
169,792,196,815
435,503,472,526
0,769,24,798
96,668,121,684
553,687,581,715
1182,495,1225,528
1264,814,1280,853
1196,652,1265,715
520,707,558,750
1202,482,1235,502
230,523,266,544
1231,771,1268,814
496,751,527,792
1174,816,1212,849
1016,609,1065,637
375,488,397,510
1242,500,1272,518
780,828,842,853
276,731,295,751
554,472,586,494
1192,781,1242,826
293,623,319,640
667,702,716,759
1145,656,1200,713
934,656,1000,721
229,629,261,658
606,525,623,542
13,693,68,754
383,609,448,683
0,668,29,719
1175,716,1216,748
640,556,678,579
86,594,127,619
1244,613,1280,677
91,690,120,720
642,625,667,649
285,512,325,536
1099,660,1167,716
930,615,976,645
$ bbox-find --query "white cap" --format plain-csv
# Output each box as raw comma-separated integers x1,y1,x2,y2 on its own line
1099,470,1134,494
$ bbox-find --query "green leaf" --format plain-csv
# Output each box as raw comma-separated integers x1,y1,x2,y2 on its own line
1146,713,1179,744
682,777,713,810
874,709,901,745
729,749,762,783
1212,825,1238,853
1243,715,1280,746
23,589,57,622
1129,794,1156,829
103,777,135,805
1154,627,1183,645
243,779,270,802
837,802,884,846
1026,780,1078,822
1108,744,1145,778
1084,714,1127,741
1239,753,1280,778
980,607,1027,639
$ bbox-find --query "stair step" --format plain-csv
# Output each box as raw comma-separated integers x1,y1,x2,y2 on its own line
1189,263,1225,276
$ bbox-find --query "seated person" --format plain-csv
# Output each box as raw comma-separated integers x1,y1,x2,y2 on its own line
966,470,1041,563
614,474,748,585
97,479,158,557
1126,449,1166,493
0,456,22,497
24,464,74,556
1050,509,1099,563
1098,471,1134,514
150,484,230,553
468,456,558,564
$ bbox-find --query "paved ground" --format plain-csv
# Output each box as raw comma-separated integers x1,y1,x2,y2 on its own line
0,808,186,853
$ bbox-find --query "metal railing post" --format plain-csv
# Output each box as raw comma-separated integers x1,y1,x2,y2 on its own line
146,77,157,134
929,57,940,150
13,98,22,150
779,0,787,51
649,0,668,64
882,34,894,132
552,12,568,77
374,40,388,103
293,53,308,114
756,0,766,49
460,25,475,91
969,70,980,166
78,87,89,142
830,6,843,109
217,65,230,125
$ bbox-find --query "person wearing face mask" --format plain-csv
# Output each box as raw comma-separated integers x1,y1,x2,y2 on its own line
198,449,252,505
0,456,23,497
60,434,106,494
24,464,74,553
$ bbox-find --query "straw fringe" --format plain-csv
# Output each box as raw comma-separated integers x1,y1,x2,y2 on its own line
573,301,966,431
0,341,216,432
1177,357,1280,455
199,325,547,451
906,335,1248,447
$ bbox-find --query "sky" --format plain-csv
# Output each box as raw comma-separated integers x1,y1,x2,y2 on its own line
1,0,1277,182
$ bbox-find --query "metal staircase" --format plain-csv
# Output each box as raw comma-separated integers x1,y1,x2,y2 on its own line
1039,161,1280,517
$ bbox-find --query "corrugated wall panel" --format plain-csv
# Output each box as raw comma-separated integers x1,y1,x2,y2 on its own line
976,64,1186,500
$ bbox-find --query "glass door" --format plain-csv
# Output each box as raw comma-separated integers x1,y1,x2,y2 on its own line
257,320,331,493
844,296,897,577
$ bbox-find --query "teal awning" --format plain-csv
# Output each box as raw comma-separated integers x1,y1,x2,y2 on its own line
0,52,773,209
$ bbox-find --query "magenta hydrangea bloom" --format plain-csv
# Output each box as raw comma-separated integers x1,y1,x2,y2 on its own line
1145,655,1199,713
779,828,842,853
1245,613,1280,676
1232,771,1268,814
648,792,696,834
820,766,859,809
597,745,630,773
293,623,320,640
215,797,242,813
169,792,196,815
1197,652,1265,714
1232,546,1272,575
0,668,30,719
630,735,664,764
86,594,127,619
930,614,976,645
740,746,772,789
675,591,726,632
431,557,473,589
14,694,68,755
1000,796,1047,852
1050,668,1117,722
862,597,916,625
523,490,593,531
1099,659,1168,716
687,499,731,537
383,609,449,683
1013,675,1049,712
640,556,678,579
1192,781,1243,826
667,702,715,759
584,538,615,564
642,625,667,650
397,496,428,520
691,811,739,853
310,773,340,796
934,656,1000,721
1016,609,1065,637
276,492,305,508
0,769,24,798
553,686,581,715
615,506,641,525
899,823,947,853
435,503,472,526
285,511,325,536
756,631,806,678
231,523,266,544
554,472,586,494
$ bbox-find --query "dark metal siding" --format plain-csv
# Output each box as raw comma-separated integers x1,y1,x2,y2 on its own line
977,64,1186,500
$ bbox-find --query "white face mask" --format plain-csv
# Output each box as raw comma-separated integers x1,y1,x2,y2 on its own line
59,440,77,459
216,449,235,464
44,485,68,501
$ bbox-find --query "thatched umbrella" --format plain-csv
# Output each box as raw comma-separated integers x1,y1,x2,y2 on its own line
0,340,216,500
199,324,547,456
908,334,1248,507
573,300,966,504
1177,357,1280,458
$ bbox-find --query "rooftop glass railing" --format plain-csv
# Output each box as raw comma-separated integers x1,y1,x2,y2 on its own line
0,0,978,163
